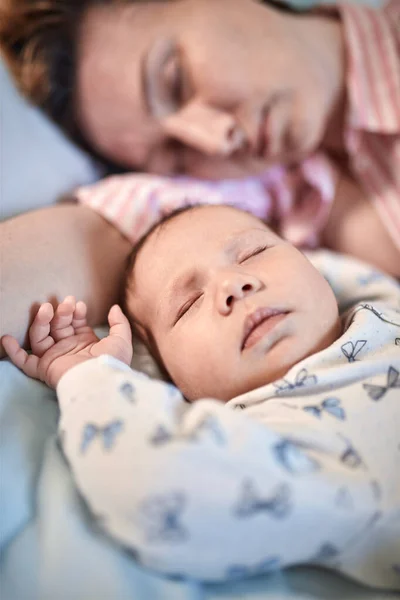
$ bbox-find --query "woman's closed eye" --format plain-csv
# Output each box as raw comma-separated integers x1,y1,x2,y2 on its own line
175,293,203,324
239,245,269,264
163,50,183,109
146,39,186,118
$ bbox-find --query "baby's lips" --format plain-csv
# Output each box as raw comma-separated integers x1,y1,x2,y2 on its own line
241,307,287,350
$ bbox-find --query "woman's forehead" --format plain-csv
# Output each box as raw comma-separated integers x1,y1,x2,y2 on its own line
76,2,166,164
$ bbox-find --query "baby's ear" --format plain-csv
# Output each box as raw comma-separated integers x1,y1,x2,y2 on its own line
130,320,149,346
131,326,171,383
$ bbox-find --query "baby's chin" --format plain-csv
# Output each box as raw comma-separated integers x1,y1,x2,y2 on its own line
223,326,341,401
183,319,342,402
229,363,294,401
184,364,291,403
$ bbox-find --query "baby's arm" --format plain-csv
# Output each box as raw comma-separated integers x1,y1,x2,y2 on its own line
0,202,131,358
57,356,378,582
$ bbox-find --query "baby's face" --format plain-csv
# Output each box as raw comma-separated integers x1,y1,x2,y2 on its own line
129,206,340,401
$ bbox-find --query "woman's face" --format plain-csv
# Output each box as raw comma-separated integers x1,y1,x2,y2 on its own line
77,0,344,178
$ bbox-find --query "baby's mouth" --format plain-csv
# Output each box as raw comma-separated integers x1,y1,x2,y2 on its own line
241,307,289,350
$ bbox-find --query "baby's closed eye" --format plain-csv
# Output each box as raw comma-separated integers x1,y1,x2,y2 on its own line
238,245,269,264
175,293,203,323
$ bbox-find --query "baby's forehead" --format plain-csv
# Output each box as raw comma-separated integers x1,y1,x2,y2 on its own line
133,206,275,275
152,206,269,243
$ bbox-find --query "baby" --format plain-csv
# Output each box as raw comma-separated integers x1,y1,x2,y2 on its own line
2,205,400,588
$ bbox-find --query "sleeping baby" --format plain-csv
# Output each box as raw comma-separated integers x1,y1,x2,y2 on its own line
2,205,400,589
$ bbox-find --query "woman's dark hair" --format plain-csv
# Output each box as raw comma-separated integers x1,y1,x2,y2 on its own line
0,0,117,166
1,1,82,133
0,0,298,169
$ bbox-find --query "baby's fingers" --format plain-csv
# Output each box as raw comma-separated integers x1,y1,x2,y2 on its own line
72,300,90,333
2,336,41,380
50,296,77,341
30,303,56,356
108,305,132,345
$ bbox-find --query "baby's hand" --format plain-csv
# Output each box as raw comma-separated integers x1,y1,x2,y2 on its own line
1,297,133,388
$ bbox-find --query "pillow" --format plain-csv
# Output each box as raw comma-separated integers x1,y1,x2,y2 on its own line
0,59,100,221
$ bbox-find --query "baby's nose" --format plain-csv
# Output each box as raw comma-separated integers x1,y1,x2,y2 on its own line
218,273,262,315
163,100,246,156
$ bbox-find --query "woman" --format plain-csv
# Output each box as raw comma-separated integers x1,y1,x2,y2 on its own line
1,0,399,355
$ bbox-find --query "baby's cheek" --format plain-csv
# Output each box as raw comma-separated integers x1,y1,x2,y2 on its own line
161,337,213,397
302,263,335,311
304,285,340,354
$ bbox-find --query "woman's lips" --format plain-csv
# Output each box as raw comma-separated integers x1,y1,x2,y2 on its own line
242,308,288,350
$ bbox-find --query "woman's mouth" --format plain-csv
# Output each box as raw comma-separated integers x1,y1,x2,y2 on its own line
242,307,289,350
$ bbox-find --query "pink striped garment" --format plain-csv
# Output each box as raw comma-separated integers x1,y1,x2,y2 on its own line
339,0,400,249
75,154,338,247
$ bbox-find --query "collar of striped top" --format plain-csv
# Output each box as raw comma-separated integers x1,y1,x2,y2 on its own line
338,0,400,133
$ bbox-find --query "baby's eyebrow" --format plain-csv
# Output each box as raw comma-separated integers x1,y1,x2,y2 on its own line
162,271,199,314
221,227,269,256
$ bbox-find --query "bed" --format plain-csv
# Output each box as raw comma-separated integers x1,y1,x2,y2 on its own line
1,1,395,598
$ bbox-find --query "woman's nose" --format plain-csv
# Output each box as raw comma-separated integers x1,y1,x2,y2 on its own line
162,99,246,156
217,272,262,315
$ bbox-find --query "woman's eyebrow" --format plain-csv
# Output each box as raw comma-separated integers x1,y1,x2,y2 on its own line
143,39,175,116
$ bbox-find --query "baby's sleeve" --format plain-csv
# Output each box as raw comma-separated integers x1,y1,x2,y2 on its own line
57,355,378,582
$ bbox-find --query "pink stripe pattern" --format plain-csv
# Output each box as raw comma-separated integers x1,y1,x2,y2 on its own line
75,155,337,247
341,0,400,249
